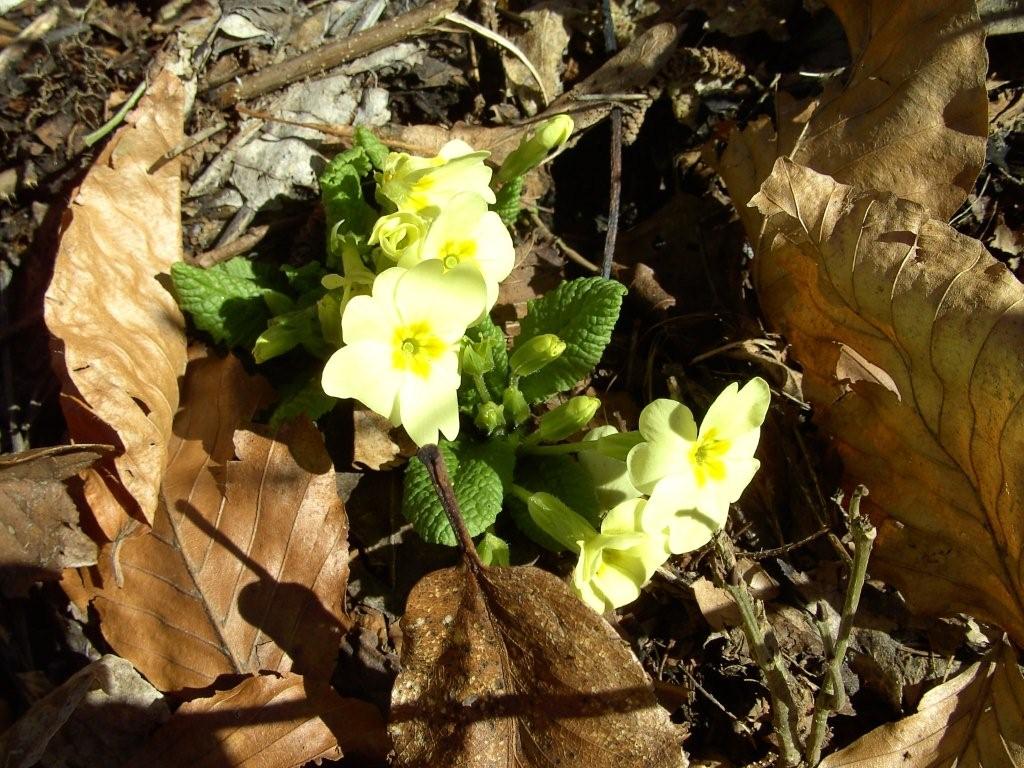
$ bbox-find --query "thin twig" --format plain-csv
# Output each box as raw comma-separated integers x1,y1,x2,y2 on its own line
83,79,147,147
527,209,600,273
736,525,831,560
190,224,270,267
149,121,227,174
210,0,459,106
601,0,622,280
444,11,549,106
806,486,874,767
714,533,803,767
417,445,484,572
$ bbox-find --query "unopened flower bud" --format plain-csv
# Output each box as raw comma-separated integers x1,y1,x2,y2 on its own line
538,396,600,443
502,387,530,426
474,401,505,433
497,114,574,183
460,338,494,377
509,333,566,378
525,492,594,553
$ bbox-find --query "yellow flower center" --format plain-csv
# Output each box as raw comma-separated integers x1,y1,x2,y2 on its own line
392,322,447,378
689,429,731,486
440,240,477,271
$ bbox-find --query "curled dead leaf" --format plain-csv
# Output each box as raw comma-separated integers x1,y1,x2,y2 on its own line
78,352,349,691
124,672,389,768
820,641,1024,767
390,563,685,767
0,444,107,596
44,69,189,538
751,157,1024,646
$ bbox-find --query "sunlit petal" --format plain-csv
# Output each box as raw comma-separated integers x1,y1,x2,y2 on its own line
699,377,770,441
321,342,399,418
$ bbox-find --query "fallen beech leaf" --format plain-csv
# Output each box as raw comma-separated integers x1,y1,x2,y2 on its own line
820,641,1024,767
750,158,1024,646
44,69,189,537
353,406,415,471
0,654,168,768
0,445,107,596
81,352,349,691
390,564,684,767
124,672,389,768
718,0,988,230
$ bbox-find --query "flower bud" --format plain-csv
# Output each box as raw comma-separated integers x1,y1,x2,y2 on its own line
537,396,601,443
509,333,566,378
476,532,510,567
502,387,530,426
474,401,505,433
369,211,426,262
497,114,574,183
525,492,594,553
460,338,494,377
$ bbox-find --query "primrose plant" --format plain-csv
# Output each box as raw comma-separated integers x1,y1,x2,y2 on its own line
170,114,771,614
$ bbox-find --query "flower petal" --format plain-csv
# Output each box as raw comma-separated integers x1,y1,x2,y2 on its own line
322,342,399,418
473,210,516,283
639,398,698,443
646,475,726,555
591,560,643,610
627,439,688,495
396,358,461,446
340,294,394,345
700,377,771,441
579,429,642,510
395,261,487,338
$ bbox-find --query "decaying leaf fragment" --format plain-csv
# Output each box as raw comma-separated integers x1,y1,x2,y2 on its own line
0,444,106,596
79,352,350,691
124,672,389,768
718,0,988,234
44,69,189,538
391,564,684,767
820,641,1024,767
0,654,168,768
750,158,1024,647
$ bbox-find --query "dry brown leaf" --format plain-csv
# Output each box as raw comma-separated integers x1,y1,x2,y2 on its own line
718,0,988,231
124,672,389,768
750,157,1024,646
501,3,570,114
43,70,189,538
0,654,168,768
820,641,1024,767
80,352,350,691
390,563,685,767
0,445,107,596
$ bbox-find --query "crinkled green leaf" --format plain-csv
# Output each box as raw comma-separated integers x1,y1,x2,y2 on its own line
253,306,329,364
320,147,377,265
493,176,524,227
402,438,516,546
458,318,510,412
170,257,281,348
514,277,626,403
355,127,389,170
508,454,601,551
269,375,337,428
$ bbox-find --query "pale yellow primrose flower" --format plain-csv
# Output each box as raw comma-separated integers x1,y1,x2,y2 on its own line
578,425,642,511
320,260,487,447
399,192,514,310
573,498,669,614
378,140,496,216
627,378,770,553
369,211,427,262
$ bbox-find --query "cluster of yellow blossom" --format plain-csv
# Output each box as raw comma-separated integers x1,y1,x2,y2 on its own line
535,378,771,613
320,140,517,447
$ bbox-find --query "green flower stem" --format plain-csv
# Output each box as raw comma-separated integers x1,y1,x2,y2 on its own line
806,486,874,767
509,484,534,505
471,373,492,403
713,533,803,767
519,439,600,455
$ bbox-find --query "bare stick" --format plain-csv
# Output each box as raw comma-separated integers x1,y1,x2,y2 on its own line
211,0,459,106
806,486,874,766
714,533,803,767
417,445,484,572
600,0,622,280
189,224,270,267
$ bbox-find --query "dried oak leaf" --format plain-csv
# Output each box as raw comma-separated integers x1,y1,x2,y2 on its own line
390,563,685,767
718,0,988,234
0,444,107,596
78,352,349,691
0,654,168,768
820,641,1024,767
124,672,389,768
43,70,189,538
750,158,1024,646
